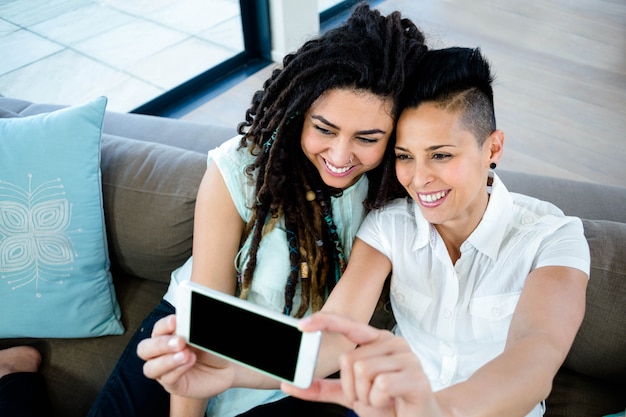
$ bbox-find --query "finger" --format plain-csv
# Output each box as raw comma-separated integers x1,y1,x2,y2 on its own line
350,346,427,410
352,400,395,417
339,352,359,404
142,348,196,382
151,314,177,337
137,334,185,361
352,354,376,405
366,352,422,407
280,379,349,408
369,369,438,416
299,312,391,346
348,333,406,363
341,337,415,406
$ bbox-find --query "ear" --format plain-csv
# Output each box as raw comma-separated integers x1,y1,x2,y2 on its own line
485,129,505,166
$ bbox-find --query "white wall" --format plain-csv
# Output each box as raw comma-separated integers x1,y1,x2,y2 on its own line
268,0,320,62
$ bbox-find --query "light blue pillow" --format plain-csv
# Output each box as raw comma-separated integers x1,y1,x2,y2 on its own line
0,97,124,337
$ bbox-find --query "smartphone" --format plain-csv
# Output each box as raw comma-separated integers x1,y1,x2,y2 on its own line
176,280,321,389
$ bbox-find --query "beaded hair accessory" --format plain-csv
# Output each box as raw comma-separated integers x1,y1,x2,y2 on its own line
262,112,299,152
284,228,300,316
263,128,277,153
313,189,347,281
282,189,347,316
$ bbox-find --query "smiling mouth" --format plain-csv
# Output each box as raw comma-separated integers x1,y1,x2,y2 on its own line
324,158,353,174
418,190,448,203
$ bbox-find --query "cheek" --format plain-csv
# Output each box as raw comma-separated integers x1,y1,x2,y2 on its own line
358,142,389,167
362,150,384,167
394,163,411,186
300,133,320,157
448,159,478,183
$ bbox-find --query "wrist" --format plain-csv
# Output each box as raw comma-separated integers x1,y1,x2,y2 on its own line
231,363,282,390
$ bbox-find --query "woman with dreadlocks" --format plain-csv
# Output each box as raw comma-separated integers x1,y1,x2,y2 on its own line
87,3,427,417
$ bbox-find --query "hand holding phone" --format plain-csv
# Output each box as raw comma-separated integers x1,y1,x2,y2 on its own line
176,281,321,389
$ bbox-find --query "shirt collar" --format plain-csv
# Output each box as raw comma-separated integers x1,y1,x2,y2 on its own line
466,172,513,260
411,198,432,251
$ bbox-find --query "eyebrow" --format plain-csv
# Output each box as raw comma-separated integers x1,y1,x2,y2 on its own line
395,144,456,152
312,115,387,135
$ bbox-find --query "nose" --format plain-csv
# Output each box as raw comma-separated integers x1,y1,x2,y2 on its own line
328,138,353,166
411,163,435,188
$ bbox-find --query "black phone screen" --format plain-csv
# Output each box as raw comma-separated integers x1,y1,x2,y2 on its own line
189,291,302,381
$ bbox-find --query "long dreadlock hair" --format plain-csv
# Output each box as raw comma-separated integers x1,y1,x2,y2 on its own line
235,3,427,317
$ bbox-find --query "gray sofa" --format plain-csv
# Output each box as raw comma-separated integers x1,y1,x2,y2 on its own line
0,97,624,417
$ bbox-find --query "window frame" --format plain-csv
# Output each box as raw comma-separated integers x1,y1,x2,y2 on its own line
132,0,367,117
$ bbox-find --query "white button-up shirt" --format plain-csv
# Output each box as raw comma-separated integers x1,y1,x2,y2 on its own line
357,173,589,416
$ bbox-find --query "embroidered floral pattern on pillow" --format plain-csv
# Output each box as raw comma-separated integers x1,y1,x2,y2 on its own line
0,174,79,298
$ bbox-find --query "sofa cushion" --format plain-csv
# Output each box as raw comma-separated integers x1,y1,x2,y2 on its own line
498,170,626,223
0,97,124,338
100,134,208,284
546,367,625,417
0,107,18,118
564,219,626,379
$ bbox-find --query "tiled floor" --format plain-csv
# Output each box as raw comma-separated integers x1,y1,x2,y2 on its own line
0,0,244,112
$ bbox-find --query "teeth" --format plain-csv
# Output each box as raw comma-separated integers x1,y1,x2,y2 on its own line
325,159,351,174
419,191,447,203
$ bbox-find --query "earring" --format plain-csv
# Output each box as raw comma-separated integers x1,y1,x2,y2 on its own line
490,162,497,169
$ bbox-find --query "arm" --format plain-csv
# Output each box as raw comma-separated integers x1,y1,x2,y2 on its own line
436,265,588,417
189,160,243,293
284,265,588,417
313,237,393,377
171,397,208,417
171,161,243,416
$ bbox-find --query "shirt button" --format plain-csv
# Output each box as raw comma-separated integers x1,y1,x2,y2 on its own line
439,377,450,385
522,215,535,225
443,309,452,319
491,307,501,317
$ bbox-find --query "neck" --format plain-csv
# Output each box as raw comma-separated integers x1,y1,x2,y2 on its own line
434,188,490,264
434,225,464,264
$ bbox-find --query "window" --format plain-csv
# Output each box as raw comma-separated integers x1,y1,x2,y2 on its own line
0,0,366,116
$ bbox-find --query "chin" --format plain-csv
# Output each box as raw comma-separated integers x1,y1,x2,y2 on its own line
321,175,356,190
